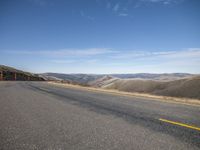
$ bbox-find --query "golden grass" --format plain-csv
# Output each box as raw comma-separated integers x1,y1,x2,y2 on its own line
47,81,200,107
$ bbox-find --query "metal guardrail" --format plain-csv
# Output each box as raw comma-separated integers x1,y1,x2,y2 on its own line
0,71,3,81
0,71,44,81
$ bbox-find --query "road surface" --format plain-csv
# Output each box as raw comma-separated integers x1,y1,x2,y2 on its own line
0,81,199,150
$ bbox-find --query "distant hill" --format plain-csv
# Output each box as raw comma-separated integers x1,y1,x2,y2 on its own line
101,76,200,99
40,73,104,85
110,73,194,81
42,72,200,99
2,65,198,99
88,75,118,87
42,72,194,83
39,74,62,81
0,65,44,81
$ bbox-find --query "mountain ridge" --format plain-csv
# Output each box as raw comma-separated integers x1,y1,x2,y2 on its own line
1,65,200,99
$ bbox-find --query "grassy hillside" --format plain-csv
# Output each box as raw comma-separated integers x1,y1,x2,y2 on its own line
41,72,194,83
88,75,118,87
42,72,200,99
103,76,200,99
41,73,104,85
111,73,193,81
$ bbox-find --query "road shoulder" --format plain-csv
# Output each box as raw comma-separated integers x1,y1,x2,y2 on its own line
47,82,200,107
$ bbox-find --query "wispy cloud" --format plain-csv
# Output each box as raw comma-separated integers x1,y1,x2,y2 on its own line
105,48,200,73
80,11,95,20
4,48,116,58
2,47,200,73
51,59,99,65
102,0,185,17
106,1,111,9
28,0,48,6
113,3,120,12
139,0,184,5
4,48,200,61
119,13,128,17
85,59,99,64
51,60,76,64
148,0,171,4
161,48,200,58
110,48,200,59
103,1,130,17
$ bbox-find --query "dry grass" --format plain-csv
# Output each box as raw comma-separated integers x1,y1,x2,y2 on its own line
48,81,200,107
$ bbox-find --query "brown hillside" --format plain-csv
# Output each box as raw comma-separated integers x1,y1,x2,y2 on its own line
103,76,200,99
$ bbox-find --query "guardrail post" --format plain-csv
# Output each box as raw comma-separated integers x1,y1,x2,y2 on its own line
14,72,17,81
0,71,3,80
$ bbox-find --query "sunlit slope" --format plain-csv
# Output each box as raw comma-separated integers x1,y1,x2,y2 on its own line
103,76,200,99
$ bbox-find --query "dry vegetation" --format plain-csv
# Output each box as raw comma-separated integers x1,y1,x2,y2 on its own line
48,81,200,107
103,76,200,99
48,74,200,100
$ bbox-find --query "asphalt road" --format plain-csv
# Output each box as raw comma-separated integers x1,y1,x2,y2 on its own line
0,81,199,150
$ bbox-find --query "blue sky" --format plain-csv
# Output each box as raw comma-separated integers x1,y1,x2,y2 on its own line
0,0,200,73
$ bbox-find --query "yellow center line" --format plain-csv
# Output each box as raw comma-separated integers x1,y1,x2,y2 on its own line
159,118,200,131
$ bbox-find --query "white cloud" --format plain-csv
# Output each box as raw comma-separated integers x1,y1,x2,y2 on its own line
6,48,200,61
85,59,99,64
110,48,200,59
113,3,120,12
161,49,200,59
107,48,200,73
51,60,76,64
104,1,130,17
102,48,200,73
139,0,184,5
148,0,163,2
2,47,200,73
28,0,47,6
119,13,128,17
80,11,95,20
163,1,170,4
106,2,111,9
4,48,116,57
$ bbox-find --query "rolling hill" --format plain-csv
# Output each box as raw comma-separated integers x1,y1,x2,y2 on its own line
41,72,194,83
1,65,199,99
101,76,200,99
0,65,44,81
42,72,200,99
